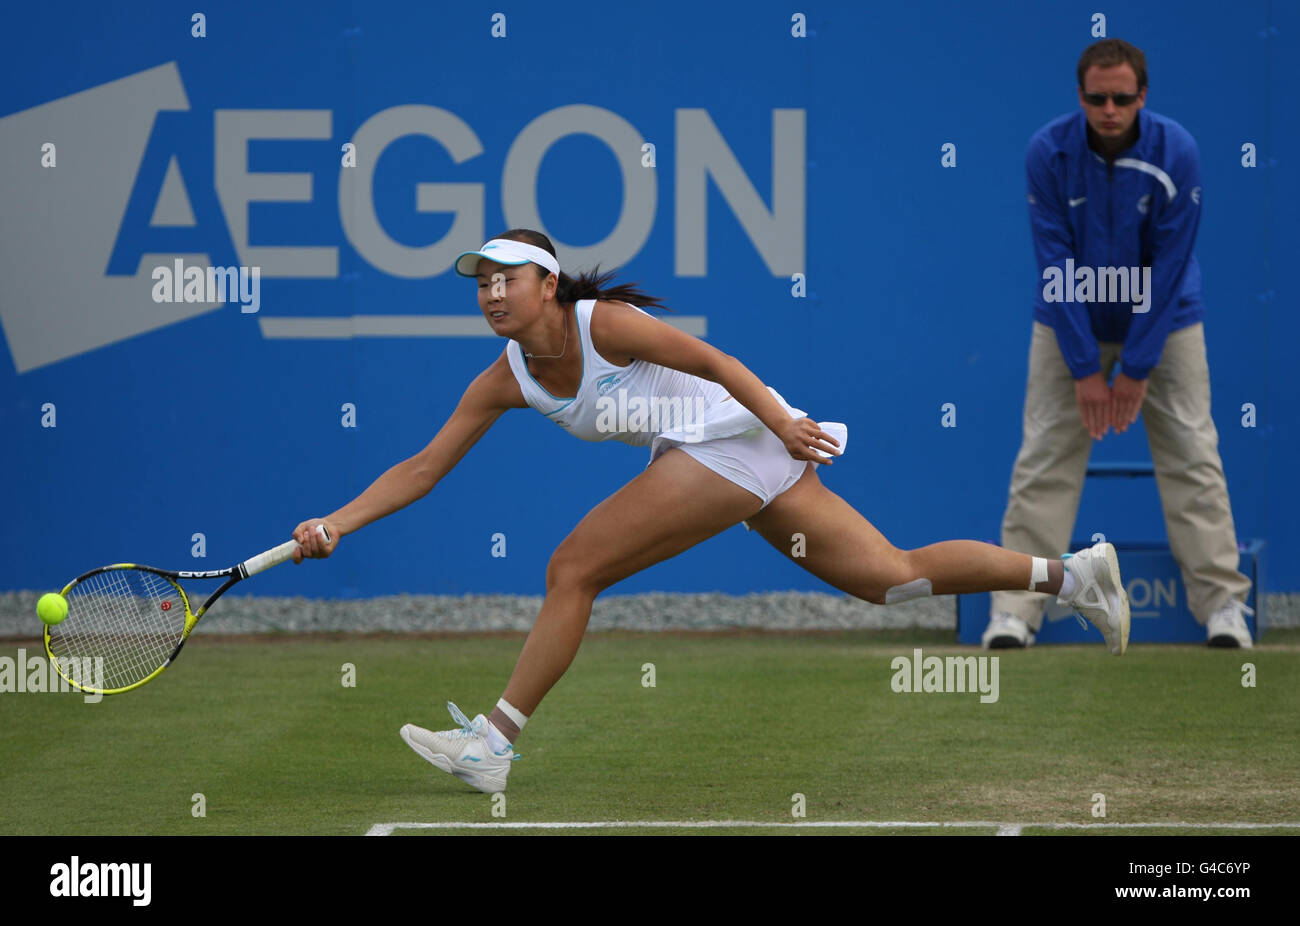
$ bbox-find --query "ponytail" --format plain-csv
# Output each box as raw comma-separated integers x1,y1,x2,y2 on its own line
554,267,671,312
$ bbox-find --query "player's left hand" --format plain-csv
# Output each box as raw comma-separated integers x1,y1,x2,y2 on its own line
1111,373,1148,432
779,418,840,464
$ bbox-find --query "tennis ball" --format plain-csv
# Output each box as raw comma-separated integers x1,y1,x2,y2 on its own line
37,593,68,625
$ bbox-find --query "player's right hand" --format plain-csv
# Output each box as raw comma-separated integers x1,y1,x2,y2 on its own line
1074,372,1113,440
292,519,339,562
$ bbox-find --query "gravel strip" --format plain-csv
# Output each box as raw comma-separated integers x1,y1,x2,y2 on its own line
1,591,1295,636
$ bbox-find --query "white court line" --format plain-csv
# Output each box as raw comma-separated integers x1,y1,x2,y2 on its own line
366,820,1300,836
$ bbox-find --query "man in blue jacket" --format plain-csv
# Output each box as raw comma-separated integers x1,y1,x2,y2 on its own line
983,38,1254,649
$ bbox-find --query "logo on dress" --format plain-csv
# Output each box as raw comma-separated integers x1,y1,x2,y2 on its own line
595,373,623,396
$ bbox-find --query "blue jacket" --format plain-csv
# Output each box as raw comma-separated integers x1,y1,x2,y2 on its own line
1027,108,1204,380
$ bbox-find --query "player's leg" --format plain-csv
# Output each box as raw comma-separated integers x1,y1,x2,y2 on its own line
496,448,762,718
744,464,1129,654
401,447,763,791
745,465,1059,601
1141,322,1253,646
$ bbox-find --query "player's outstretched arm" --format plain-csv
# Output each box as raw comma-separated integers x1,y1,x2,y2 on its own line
293,351,526,560
589,300,840,463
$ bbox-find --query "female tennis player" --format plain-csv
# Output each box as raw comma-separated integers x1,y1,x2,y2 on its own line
291,229,1129,794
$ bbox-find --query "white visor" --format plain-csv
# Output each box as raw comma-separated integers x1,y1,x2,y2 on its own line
454,239,561,278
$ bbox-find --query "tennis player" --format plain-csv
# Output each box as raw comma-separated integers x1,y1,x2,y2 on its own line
291,229,1130,794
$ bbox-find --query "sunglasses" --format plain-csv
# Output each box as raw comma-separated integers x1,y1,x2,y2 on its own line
1082,91,1141,106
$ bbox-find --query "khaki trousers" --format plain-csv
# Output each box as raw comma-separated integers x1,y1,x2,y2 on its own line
991,321,1251,630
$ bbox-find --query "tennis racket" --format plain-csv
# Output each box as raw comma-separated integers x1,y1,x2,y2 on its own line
43,525,330,696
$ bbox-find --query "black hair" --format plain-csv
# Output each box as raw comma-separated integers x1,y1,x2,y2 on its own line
490,228,671,312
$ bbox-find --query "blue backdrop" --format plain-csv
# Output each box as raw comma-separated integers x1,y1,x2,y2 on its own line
1,0,1294,597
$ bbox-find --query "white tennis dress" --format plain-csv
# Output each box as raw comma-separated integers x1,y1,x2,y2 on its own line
505,300,834,508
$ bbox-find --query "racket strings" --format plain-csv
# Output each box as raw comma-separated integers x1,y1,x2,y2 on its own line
49,569,187,690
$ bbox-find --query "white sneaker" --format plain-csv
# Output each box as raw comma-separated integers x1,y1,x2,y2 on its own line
982,612,1035,649
1059,543,1130,656
400,702,519,794
1206,600,1254,649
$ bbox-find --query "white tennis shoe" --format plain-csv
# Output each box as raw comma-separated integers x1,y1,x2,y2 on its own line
981,612,1035,649
1059,542,1130,655
400,702,519,794
1206,599,1254,649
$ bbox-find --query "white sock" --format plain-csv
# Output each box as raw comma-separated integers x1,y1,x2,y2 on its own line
1059,567,1077,601
484,722,511,754
485,698,527,753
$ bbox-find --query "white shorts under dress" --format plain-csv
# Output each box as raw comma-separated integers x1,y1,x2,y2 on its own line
674,424,810,510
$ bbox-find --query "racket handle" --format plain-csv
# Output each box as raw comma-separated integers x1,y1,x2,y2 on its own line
243,525,331,577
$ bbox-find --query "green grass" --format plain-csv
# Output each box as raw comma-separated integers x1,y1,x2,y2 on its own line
1,630,1297,835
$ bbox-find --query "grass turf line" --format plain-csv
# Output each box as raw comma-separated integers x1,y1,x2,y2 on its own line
1,630,1296,835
